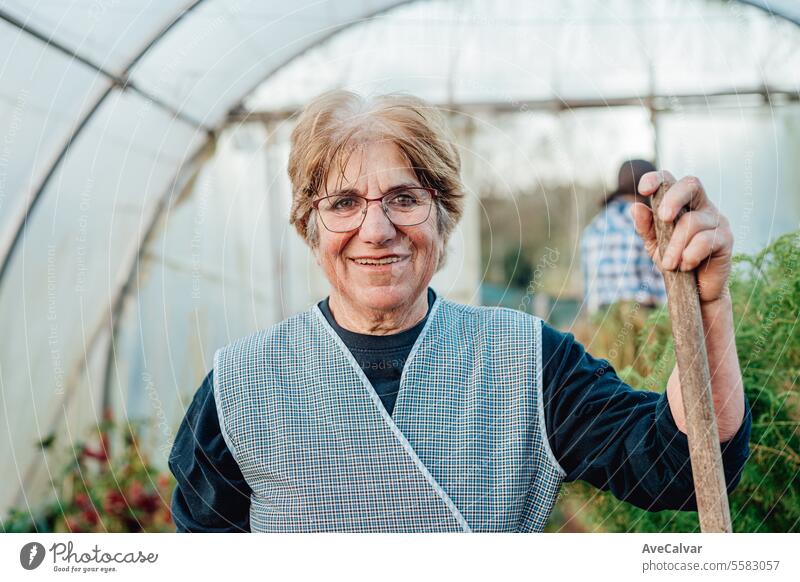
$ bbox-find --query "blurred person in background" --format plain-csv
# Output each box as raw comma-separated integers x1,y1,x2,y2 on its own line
579,159,667,374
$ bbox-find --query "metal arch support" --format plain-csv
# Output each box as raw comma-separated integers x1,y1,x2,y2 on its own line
0,0,212,284
80,0,800,419
11,139,215,509
10,1,420,503
2,0,800,285
97,0,422,389
218,0,800,125
0,6,207,129
0,0,417,287
7,0,796,319
8,0,800,506
218,0,417,127
97,0,422,415
2,0,211,508
737,0,800,27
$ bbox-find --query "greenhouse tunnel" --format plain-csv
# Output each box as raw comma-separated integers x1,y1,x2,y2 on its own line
1,0,799,521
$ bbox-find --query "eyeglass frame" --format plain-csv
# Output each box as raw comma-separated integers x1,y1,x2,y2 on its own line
310,185,439,233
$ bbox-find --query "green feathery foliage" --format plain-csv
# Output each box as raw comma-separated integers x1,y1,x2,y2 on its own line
562,230,800,532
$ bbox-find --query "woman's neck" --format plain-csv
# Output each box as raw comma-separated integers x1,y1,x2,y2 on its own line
327,290,429,335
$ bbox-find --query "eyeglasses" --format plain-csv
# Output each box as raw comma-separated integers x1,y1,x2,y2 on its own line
311,186,437,233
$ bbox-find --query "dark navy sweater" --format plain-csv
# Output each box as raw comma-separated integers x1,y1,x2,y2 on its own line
169,288,751,532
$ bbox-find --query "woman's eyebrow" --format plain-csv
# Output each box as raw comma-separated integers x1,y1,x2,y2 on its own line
326,187,362,197
384,181,422,191
327,182,421,197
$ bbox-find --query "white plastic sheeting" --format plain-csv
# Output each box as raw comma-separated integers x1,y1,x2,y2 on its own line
0,87,206,513
248,0,800,110
0,0,799,519
658,105,800,255
0,0,411,519
248,0,800,254
0,1,188,73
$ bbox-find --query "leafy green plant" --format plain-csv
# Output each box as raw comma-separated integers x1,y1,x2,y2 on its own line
3,417,174,533
561,230,800,532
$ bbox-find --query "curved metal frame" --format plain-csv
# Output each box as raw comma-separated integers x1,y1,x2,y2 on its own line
8,0,416,506
0,1,211,283
4,0,800,506
1,0,799,285
93,0,800,447
97,0,416,405
2,0,212,508
739,0,800,26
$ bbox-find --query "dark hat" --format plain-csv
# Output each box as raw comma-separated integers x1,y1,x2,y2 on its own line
605,159,657,205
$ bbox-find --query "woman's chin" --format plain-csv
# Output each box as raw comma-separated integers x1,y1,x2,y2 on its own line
355,285,416,311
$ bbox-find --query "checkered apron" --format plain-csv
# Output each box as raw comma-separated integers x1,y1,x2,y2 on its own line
213,294,566,532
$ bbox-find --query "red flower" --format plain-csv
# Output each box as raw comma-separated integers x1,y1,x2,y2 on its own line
126,481,162,514
128,481,144,502
81,431,110,463
74,492,91,511
102,490,126,516
128,481,154,510
82,507,99,526
82,445,108,462
99,432,110,456
140,493,160,514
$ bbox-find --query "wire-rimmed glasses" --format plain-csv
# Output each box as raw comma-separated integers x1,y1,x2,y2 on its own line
311,186,437,233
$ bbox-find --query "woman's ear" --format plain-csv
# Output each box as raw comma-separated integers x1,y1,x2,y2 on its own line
435,238,447,273
312,245,321,266
306,211,322,266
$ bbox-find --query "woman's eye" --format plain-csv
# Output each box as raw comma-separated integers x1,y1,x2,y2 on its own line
330,196,358,210
388,192,418,207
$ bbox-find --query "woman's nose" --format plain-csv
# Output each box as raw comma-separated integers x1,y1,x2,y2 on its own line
358,199,396,243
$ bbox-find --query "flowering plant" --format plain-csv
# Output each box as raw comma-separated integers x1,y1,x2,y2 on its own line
3,416,174,533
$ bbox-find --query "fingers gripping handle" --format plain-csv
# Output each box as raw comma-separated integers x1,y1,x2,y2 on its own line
651,182,733,533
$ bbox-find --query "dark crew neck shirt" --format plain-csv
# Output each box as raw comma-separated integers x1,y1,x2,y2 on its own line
316,287,435,415
169,287,751,532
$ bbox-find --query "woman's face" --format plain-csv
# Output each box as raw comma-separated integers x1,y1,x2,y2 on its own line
313,141,442,314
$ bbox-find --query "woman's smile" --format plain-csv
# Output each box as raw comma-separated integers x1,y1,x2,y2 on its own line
348,254,410,270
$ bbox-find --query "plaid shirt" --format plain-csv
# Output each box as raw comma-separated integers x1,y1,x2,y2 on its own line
581,199,667,314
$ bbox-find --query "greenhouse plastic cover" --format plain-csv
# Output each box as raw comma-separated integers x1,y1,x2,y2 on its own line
0,0,798,518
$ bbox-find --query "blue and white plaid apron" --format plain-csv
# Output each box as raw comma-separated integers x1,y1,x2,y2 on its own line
213,293,566,532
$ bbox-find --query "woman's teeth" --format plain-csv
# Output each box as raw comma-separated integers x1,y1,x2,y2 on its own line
352,257,402,265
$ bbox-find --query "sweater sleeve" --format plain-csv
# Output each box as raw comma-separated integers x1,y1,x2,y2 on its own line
168,370,252,532
540,321,751,511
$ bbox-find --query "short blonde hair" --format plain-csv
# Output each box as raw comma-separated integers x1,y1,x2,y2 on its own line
287,90,465,270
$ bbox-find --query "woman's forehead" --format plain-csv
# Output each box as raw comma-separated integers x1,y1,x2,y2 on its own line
324,141,417,193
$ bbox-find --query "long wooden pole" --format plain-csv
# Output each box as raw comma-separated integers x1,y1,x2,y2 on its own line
651,183,733,533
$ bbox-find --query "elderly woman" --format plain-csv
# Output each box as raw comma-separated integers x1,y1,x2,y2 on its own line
169,90,751,533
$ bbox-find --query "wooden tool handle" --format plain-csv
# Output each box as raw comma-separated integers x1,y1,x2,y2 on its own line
651,183,732,533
